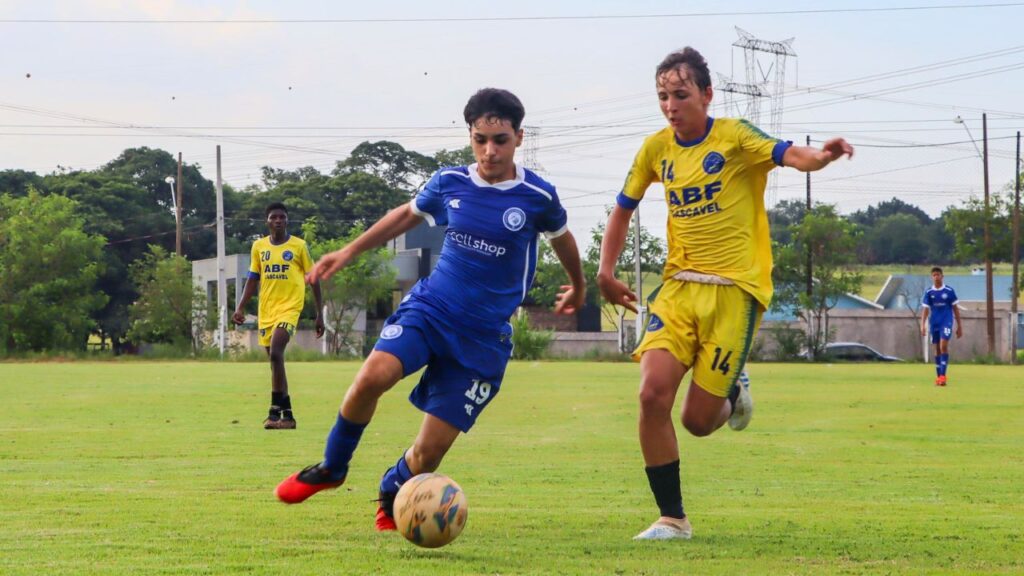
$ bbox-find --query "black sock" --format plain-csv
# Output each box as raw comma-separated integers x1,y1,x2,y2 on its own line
727,382,741,415
271,392,284,409
645,460,684,519
280,394,292,410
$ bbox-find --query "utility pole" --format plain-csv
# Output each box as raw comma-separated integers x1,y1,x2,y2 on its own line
215,146,227,356
982,114,995,357
1012,131,1021,364
805,135,814,361
805,135,813,299
176,152,184,255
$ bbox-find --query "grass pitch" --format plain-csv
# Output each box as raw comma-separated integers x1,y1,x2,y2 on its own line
1,361,1021,575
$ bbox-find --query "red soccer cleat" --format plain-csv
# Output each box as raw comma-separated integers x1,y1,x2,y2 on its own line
375,505,397,531
275,463,345,504
938,375,947,387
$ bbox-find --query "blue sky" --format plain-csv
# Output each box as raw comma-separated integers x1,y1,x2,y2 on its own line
2,0,1022,245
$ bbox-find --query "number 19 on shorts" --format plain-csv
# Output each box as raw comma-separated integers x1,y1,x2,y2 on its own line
464,379,492,416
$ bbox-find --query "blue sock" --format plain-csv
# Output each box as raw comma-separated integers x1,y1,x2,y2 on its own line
322,414,367,475
939,354,949,377
379,452,414,495
935,353,942,376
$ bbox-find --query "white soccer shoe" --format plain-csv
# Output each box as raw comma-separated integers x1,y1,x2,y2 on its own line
728,370,753,431
632,518,693,541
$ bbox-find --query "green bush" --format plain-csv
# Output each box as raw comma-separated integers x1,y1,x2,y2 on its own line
510,310,553,360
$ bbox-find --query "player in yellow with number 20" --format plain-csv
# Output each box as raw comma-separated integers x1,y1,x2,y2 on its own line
234,202,324,430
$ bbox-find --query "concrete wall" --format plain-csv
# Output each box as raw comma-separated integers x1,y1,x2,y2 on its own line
756,308,1018,362
547,332,621,357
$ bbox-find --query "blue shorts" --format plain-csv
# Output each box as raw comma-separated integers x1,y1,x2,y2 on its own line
930,325,953,344
373,304,513,433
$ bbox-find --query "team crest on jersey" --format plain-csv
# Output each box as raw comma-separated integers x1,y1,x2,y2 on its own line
380,324,403,340
703,151,726,175
282,250,294,262
941,293,948,299
647,314,664,332
503,207,526,231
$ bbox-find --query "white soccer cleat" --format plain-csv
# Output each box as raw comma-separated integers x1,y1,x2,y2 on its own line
632,518,693,541
728,370,753,431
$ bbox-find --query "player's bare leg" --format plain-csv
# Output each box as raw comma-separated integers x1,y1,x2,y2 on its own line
377,414,461,531
681,381,730,438
265,327,293,429
275,351,404,504
635,349,692,540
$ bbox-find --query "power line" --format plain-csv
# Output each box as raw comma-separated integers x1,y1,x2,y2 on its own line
4,3,1022,24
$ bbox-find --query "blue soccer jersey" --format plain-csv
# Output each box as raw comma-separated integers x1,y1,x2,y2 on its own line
922,285,959,328
407,163,568,331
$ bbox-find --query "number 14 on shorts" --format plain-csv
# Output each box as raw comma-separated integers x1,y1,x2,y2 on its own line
464,380,492,416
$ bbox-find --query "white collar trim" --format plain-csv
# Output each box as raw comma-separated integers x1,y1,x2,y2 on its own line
468,163,524,190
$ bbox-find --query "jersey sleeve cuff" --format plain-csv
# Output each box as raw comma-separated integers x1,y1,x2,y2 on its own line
409,198,436,226
543,223,569,239
616,192,640,210
920,303,930,308
772,140,793,166
247,271,260,280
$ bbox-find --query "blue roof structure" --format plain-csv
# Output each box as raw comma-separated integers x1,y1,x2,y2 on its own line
875,274,1017,312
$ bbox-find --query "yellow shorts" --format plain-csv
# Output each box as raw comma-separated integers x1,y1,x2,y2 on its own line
633,280,763,397
258,313,299,347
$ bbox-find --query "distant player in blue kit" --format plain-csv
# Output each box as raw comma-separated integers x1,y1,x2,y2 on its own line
274,88,587,531
920,267,962,386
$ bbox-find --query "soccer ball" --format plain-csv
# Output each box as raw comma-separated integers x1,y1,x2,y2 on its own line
393,473,468,548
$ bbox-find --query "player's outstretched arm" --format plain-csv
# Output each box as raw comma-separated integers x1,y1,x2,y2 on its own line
307,204,424,283
782,137,854,172
596,205,638,313
549,230,586,315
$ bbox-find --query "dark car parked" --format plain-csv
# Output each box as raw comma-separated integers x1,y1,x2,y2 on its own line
800,342,903,362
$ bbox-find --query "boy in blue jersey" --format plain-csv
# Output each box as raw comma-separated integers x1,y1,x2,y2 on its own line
273,88,586,531
920,267,962,386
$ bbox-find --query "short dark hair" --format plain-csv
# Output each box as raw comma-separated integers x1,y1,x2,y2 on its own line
266,202,287,216
656,47,712,91
463,88,526,131
931,266,943,274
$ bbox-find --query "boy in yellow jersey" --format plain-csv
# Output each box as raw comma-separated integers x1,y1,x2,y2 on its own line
233,202,324,429
597,47,854,540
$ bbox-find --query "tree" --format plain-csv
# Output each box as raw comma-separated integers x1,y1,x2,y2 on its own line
433,146,475,168
305,221,396,356
767,199,807,245
0,169,44,198
127,245,205,352
772,204,864,359
865,214,930,264
850,197,931,228
333,141,437,191
0,190,107,352
943,189,1020,263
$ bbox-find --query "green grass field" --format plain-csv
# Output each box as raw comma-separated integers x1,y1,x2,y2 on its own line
2,361,1022,575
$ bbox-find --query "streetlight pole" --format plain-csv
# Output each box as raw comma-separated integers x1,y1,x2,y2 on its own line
164,175,178,248
176,153,183,257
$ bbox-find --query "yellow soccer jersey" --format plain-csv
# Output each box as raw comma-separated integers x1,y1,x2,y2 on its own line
618,117,791,309
247,235,314,323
